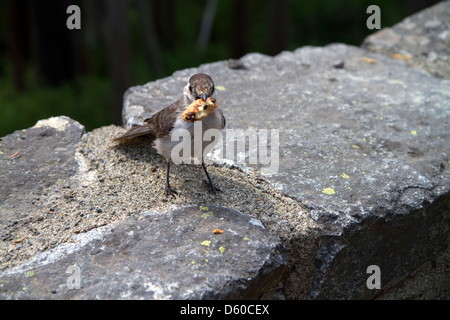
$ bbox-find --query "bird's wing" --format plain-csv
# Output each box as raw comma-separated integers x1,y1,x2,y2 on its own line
113,98,184,143
144,98,184,138
112,124,156,142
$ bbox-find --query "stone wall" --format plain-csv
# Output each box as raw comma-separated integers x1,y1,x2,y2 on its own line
1,1,449,299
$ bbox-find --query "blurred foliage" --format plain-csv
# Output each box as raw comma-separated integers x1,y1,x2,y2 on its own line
0,0,441,136
0,64,111,135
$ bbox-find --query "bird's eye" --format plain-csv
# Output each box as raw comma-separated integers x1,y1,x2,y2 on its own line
189,85,193,92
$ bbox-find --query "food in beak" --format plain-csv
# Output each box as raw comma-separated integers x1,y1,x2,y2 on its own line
182,97,218,122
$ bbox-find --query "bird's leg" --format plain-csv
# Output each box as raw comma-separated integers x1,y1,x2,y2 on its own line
202,160,221,194
165,162,178,198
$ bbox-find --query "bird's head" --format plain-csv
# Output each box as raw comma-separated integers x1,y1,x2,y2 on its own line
184,73,216,103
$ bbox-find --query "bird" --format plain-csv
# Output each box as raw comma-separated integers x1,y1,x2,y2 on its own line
113,73,226,198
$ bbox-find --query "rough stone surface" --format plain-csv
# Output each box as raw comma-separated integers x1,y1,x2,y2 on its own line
0,116,85,269
122,15,450,299
1,119,303,300
363,0,450,79
0,116,85,205
0,206,287,299
375,241,450,299
1,3,450,300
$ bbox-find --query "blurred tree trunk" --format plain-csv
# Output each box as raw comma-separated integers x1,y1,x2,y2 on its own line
4,0,27,92
83,0,104,47
229,0,251,59
82,0,105,74
137,0,165,76
268,0,290,55
105,0,131,125
197,0,219,51
153,0,174,49
29,0,77,86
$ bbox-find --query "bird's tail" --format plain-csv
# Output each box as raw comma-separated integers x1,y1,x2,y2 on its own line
113,124,156,143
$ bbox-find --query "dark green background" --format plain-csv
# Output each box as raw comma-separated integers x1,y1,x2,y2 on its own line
0,0,440,136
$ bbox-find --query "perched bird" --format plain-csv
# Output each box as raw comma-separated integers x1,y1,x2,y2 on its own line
113,73,226,198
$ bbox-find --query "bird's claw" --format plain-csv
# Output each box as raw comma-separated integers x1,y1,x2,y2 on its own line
165,186,178,198
203,180,222,195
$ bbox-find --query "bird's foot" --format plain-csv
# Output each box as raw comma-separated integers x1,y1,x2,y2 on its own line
165,185,178,198
203,179,222,195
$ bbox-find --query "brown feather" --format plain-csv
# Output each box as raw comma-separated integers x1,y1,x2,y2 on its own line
113,98,184,143
144,99,183,138
112,124,156,142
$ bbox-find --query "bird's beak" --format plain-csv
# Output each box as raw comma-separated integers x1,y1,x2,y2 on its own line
199,93,207,101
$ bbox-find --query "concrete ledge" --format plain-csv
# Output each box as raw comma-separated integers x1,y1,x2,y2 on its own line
1,1,449,299
1,206,287,299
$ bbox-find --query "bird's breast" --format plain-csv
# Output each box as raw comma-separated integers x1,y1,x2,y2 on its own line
154,108,224,163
